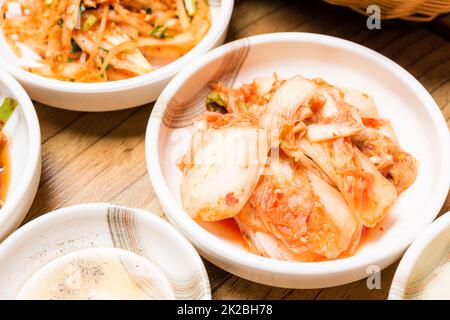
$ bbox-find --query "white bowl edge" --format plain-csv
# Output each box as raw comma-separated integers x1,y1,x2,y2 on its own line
0,69,41,242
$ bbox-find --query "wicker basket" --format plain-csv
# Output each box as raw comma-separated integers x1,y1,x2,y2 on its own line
323,0,450,21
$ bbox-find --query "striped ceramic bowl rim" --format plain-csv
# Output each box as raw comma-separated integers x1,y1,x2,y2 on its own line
389,212,450,300
0,203,211,300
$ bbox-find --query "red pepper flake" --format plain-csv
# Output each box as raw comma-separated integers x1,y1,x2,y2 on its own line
362,117,384,128
274,189,284,200
225,192,239,206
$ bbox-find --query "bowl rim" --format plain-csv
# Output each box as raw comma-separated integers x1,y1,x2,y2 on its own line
146,32,450,278
0,0,234,93
0,69,41,236
0,202,212,299
388,211,450,300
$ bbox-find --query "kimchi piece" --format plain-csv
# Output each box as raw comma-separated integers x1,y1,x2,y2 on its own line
179,73,418,261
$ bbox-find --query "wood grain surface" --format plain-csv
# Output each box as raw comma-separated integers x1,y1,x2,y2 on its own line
22,0,450,300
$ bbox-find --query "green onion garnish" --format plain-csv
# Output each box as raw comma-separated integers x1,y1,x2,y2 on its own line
150,25,162,36
70,39,81,53
160,27,169,39
82,14,98,31
205,91,228,114
0,97,18,131
150,25,170,39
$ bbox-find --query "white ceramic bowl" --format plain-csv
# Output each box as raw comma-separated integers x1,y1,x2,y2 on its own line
389,212,450,300
0,70,41,242
145,32,450,289
0,0,233,111
0,203,211,299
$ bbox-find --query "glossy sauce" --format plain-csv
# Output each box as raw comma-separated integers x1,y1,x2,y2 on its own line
199,218,370,260
0,133,10,204
198,218,245,247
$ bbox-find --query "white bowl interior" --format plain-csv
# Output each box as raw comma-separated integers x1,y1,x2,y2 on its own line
0,203,210,299
149,34,450,288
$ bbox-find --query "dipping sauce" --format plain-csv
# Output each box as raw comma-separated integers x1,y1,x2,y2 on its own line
421,262,450,300
0,132,10,206
16,247,174,300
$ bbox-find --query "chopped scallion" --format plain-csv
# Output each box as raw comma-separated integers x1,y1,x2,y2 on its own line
150,25,170,39
150,25,162,36
205,91,228,114
0,97,18,131
70,39,81,53
160,27,169,39
82,14,98,31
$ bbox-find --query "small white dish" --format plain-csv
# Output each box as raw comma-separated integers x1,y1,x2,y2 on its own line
0,69,41,242
0,0,234,111
389,212,450,300
145,32,450,289
0,203,211,299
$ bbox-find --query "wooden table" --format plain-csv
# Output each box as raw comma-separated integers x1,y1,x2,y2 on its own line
23,0,450,300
